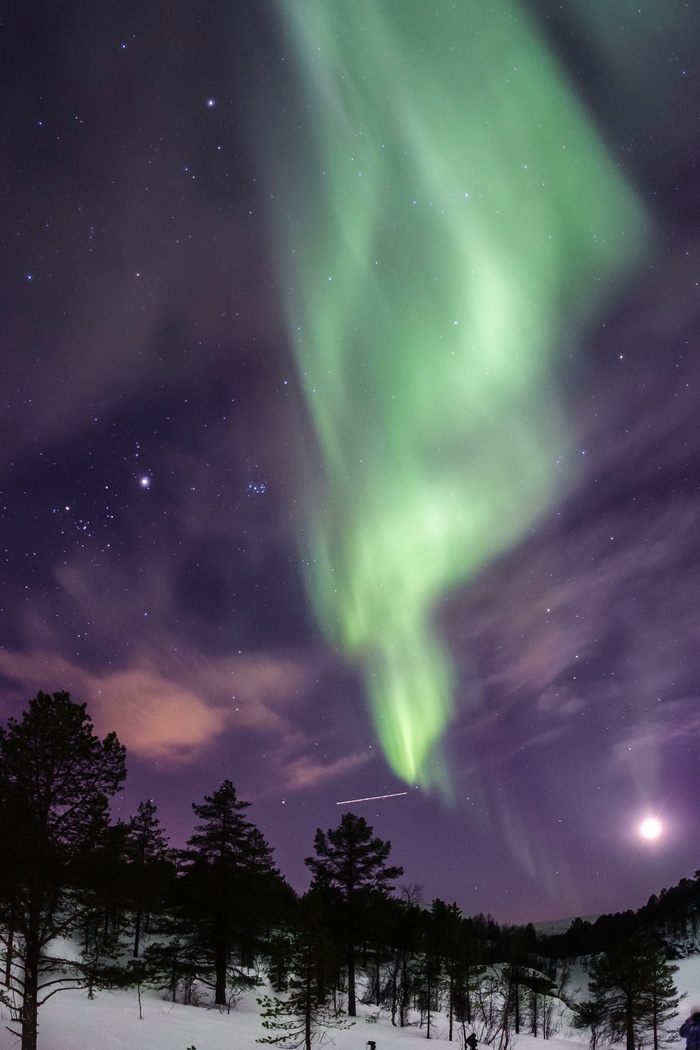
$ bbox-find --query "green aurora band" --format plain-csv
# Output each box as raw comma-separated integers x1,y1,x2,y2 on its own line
269,0,646,789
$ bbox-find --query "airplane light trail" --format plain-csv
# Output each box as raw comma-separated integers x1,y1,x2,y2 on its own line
336,791,409,806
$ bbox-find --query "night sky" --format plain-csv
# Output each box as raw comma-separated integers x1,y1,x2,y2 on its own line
3,0,700,924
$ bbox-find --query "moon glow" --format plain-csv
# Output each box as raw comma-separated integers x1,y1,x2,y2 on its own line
640,817,662,840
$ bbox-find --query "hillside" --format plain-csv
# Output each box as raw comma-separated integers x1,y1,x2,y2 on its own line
5,951,699,1050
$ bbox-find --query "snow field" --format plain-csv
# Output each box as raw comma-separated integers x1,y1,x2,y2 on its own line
3,953,700,1050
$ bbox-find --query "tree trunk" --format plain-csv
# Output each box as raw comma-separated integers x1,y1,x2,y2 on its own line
626,1002,635,1050
5,902,15,987
652,993,659,1050
390,954,398,1026
347,939,357,1016
214,940,228,1006
21,933,40,1050
422,955,433,1038
304,959,313,1050
400,952,410,1026
465,964,472,1024
133,904,142,958
513,968,521,1034
448,960,454,1041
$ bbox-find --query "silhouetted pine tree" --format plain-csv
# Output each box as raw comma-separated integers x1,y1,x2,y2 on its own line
305,812,403,1018
452,915,485,1036
0,691,126,1050
586,938,679,1050
180,779,286,1006
126,799,174,958
257,892,348,1050
75,819,131,996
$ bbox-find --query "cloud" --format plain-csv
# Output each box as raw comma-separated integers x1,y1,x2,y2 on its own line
0,484,357,785
0,647,217,762
282,750,371,791
452,487,700,720
0,639,324,767
613,697,700,766
88,666,226,761
0,497,355,786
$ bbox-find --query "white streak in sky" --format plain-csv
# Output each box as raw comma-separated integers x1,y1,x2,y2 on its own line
336,791,409,805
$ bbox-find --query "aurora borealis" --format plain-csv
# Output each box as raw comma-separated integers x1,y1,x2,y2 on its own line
2,0,700,923
268,0,647,787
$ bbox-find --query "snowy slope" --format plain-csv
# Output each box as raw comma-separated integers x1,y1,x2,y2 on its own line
3,953,699,1050
1,985,576,1050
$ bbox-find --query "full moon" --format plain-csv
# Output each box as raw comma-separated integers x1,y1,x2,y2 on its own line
640,817,662,840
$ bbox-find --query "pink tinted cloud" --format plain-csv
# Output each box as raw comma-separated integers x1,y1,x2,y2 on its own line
0,647,227,762
0,642,322,773
88,666,227,761
2,544,343,781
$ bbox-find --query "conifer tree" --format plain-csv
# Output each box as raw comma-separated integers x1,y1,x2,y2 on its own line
385,886,423,1028
126,799,173,958
644,945,681,1050
181,779,284,1006
305,812,402,1017
0,691,126,1050
586,938,679,1050
76,819,131,996
572,996,609,1050
452,915,485,1036
257,892,348,1050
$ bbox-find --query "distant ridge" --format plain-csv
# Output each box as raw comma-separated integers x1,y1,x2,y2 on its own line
534,914,600,935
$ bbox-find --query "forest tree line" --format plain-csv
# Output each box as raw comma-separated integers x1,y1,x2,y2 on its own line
0,692,690,1050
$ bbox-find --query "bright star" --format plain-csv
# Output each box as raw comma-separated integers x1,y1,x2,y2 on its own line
139,476,151,489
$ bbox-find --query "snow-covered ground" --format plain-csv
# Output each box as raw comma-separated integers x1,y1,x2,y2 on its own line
676,955,700,1016
2,954,699,1050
